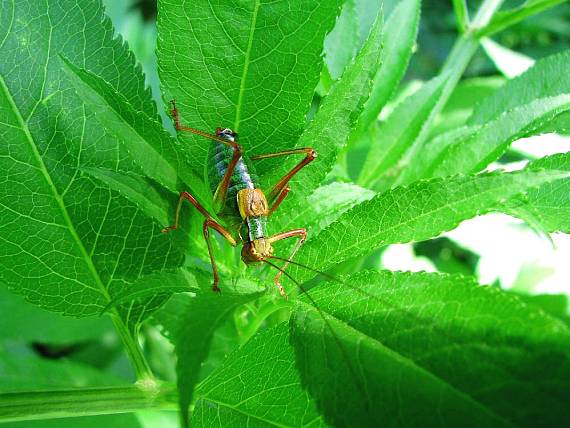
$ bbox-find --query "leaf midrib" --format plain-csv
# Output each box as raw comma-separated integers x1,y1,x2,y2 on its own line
196,396,293,428
234,0,261,132
0,74,110,303
314,172,554,264
296,302,514,427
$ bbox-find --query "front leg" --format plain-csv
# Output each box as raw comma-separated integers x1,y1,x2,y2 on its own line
267,228,307,298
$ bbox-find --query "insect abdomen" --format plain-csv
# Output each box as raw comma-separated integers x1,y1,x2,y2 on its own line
207,141,259,217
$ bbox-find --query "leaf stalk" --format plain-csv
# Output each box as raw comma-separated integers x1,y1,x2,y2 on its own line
110,314,155,382
0,384,177,423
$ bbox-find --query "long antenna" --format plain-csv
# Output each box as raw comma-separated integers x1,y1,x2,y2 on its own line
261,259,370,415
269,255,400,306
170,99,235,145
268,255,538,405
175,125,235,145
268,255,345,285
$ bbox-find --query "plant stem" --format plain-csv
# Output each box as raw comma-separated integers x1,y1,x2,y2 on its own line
438,0,505,99
469,0,505,32
452,0,470,33
110,314,155,382
0,384,178,423
393,0,504,186
476,0,567,37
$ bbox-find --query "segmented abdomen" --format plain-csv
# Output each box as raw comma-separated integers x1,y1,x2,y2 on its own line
207,141,259,220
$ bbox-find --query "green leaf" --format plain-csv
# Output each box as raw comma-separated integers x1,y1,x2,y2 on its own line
82,168,170,227
291,270,570,427
358,74,447,189
400,125,479,184
60,57,208,203
452,0,469,32
157,0,343,177
153,280,264,427
353,0,421,141
274,182,375,237
0,75,185,316
103,269,200,313
435,95,570,177
325,0,360,80
282,9,383,199
0,0,155,121
469,51,570,126
507,152,570,233
0,286,112,345
479,0,568,37
428,76,505,138
290,170,569,282
0,0,188,326
405,53,570,180
513,293,569,325
192,323,327,427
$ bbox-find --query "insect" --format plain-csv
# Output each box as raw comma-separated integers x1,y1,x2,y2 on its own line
162,100,316,297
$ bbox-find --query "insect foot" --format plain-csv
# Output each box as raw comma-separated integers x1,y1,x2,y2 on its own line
276,282,289,300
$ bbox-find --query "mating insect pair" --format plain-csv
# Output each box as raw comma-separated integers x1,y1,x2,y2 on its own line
162,100,316,298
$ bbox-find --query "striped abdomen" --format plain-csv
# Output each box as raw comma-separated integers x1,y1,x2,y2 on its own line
207,140,260,222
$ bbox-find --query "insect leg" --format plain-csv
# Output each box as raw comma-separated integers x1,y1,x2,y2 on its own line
169,100,242,211
269,186,290,215
203,219,237,292
250,148,316,205
162,191,236,292
161,191,212,232
267,228,307,298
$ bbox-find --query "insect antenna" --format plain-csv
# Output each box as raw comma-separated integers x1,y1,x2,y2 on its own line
269,255,535,401
261,258,371,414
268,255,344,285
175,126,235,145
268,255,401,308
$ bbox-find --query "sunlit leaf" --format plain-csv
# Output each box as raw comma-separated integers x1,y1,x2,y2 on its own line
193,323,327,427
507,152,570,233
157,0,343,178
154,280,264,427
481,38,534,78
273,8,383,200
291,270,570,427
358,74,447,189
353,0,421,141
291,170,569,282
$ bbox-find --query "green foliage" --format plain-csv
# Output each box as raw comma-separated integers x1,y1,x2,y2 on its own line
157,0,344,177
291,270,570,427
479,0,569,37
284,8,384,197
359,74,447,188
1,0,570,426
153,280,263,427
508,152,570,233
291,170,569,282
353,0,421,142
191,323,326,427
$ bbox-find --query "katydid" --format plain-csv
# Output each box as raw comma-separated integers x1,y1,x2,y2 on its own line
162,100,316,298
